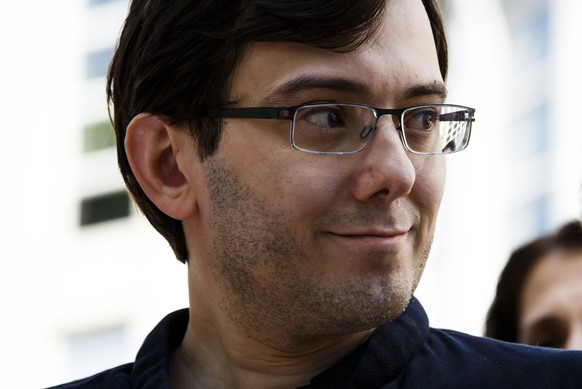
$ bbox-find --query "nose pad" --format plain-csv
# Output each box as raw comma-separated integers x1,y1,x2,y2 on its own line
359,125,374,140
358,116,402,143
391,115,402,130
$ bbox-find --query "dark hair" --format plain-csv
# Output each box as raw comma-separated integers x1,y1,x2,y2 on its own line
106,0,449,262
484,221,582,342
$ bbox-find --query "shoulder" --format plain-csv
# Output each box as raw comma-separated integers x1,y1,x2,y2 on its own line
407,328,582,387
428,327,581,358
45,309,188,389
426,327,582,365
46,363,133,389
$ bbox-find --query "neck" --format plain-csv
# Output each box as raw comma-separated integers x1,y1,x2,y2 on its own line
169,306,373,389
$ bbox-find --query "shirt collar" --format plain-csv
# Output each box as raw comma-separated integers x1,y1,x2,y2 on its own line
306,297,429,388
131,297,428,388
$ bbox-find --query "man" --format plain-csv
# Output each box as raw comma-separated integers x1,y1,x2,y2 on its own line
53,0,582,387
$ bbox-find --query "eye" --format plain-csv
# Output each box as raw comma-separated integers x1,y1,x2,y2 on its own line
521,316,568,349
300,106,346,130
404,108,438,131
535,337,564,349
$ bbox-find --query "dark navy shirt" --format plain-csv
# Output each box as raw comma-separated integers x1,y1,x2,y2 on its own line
48,297,582,388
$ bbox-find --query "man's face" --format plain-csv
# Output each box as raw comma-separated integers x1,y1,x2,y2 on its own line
188,0,445,344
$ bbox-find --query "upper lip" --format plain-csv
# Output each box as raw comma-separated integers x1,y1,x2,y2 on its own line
330,228,409,238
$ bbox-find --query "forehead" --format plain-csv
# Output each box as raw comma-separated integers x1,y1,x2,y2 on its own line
229,0,442,106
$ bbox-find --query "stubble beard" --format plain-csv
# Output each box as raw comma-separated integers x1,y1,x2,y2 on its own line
202,157,431,350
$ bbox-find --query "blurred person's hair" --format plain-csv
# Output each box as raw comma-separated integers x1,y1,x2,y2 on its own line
106,0,448,262
485,221,582,342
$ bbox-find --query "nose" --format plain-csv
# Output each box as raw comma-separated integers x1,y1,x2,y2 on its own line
564,322,582,350
350,116,416,203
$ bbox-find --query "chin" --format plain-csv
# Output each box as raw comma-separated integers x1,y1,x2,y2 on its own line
315,277,415,335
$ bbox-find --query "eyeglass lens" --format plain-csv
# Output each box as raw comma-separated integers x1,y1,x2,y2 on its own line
292,104,472,154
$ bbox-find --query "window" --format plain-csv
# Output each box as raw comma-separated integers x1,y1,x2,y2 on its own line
80,191,131,226
526,9,550,62
513,103,549,158
84,121,116,152
503,0,550,69
89,0,120,6
511,194,550,245
66,325,127,381
86,47,113,79
436,0,452,20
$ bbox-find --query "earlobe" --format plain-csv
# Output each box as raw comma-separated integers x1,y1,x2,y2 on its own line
125,113,198,220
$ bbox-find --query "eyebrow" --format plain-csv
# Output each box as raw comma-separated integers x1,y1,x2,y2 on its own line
402,82,448,101
263,75,448,105
264,75,372,104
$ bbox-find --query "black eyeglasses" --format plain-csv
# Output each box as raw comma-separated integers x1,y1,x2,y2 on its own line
213,103,475,155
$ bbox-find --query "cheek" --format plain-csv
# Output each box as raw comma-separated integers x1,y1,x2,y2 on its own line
412,157,446,214
257,160,348,219
222,120,351,214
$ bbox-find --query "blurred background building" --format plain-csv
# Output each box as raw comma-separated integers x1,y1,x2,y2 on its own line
0,0,580,387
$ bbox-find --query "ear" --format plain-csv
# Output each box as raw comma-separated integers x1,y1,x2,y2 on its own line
125,113,198,220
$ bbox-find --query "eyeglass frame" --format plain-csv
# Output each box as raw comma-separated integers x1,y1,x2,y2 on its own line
212,103,476,155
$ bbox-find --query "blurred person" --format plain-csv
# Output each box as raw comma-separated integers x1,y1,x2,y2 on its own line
50,0,582,388
485,221,582,349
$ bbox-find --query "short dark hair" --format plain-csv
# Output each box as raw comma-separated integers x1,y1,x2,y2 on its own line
107,0,449,262
484,221,582,342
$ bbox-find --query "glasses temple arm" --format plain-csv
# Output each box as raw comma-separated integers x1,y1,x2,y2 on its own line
212,107,294,120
